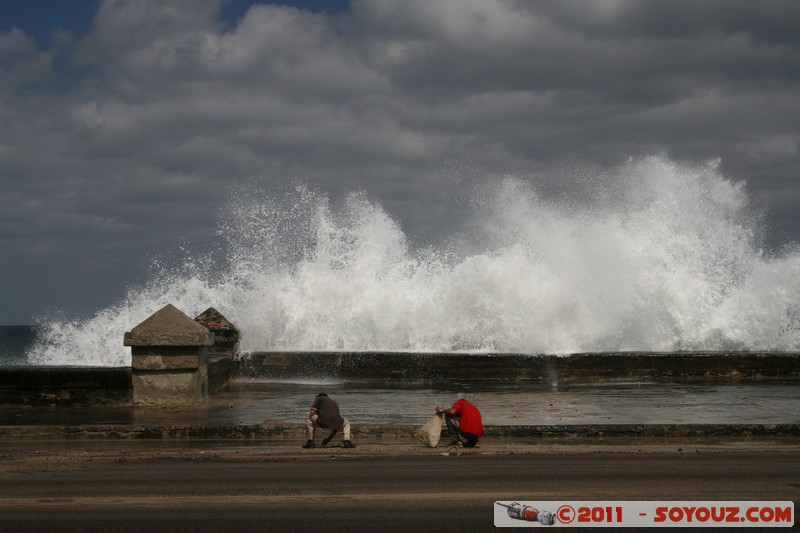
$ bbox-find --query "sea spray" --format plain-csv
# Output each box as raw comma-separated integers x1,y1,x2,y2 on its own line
27,156,800,366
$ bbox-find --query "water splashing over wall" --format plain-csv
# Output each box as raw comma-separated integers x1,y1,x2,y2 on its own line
28,156,800,365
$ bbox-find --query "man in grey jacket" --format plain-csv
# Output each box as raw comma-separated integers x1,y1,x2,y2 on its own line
303,393,356,448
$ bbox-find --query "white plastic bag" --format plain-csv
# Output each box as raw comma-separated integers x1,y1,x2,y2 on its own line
414,414,442,448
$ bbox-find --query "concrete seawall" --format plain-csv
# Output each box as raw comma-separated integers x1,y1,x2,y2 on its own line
5,303,796,443
2,352,799,406
2,422,800,442
0,357,235,406
2,352,799,442
0,366,132,405
238,351,800,381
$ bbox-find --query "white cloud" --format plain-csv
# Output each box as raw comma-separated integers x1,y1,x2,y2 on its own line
354,0,547,48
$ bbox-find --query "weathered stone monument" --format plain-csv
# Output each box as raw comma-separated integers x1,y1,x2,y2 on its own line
194,307,239,393
123,304,213,406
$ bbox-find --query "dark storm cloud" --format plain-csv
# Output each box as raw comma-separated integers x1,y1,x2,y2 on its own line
539,0,800,44
1,0,798,323
0,28,54,90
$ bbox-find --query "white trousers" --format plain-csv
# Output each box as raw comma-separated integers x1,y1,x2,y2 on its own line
307,413,351,441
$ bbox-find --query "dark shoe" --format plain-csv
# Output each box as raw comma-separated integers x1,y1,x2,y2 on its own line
302,440,315,449
343,440,357,448
450,441,463,448
322,430,337,447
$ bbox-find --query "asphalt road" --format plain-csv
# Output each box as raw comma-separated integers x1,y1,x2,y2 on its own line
0,445,798,531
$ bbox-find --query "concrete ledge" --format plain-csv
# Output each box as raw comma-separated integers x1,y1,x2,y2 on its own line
1,423,798,441
0,366,132,406
2,352,798,408
238,351,800,381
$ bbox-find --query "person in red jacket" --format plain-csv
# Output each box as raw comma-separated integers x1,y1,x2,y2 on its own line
436,398,483,448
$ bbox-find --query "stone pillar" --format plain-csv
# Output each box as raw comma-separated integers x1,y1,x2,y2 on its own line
194,307,239,393
123,304,213,406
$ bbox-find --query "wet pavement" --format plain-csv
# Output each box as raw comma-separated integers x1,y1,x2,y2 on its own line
1,377,798,428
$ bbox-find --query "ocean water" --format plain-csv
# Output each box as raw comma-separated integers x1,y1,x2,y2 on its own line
20,156,800,366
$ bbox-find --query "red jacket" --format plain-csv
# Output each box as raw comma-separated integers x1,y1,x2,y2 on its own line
451,399,483,437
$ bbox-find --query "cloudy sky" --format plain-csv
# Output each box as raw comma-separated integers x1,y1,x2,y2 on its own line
1,0,798,325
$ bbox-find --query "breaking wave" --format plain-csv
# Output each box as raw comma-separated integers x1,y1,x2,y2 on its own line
28,156,800,365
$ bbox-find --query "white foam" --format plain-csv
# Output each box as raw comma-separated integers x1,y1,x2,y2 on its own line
28,156,800,366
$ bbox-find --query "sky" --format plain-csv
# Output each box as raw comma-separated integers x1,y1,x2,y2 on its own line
1,0,798,325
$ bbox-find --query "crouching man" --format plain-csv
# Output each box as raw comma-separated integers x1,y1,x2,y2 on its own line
304,393,356,448
436,398,483,448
